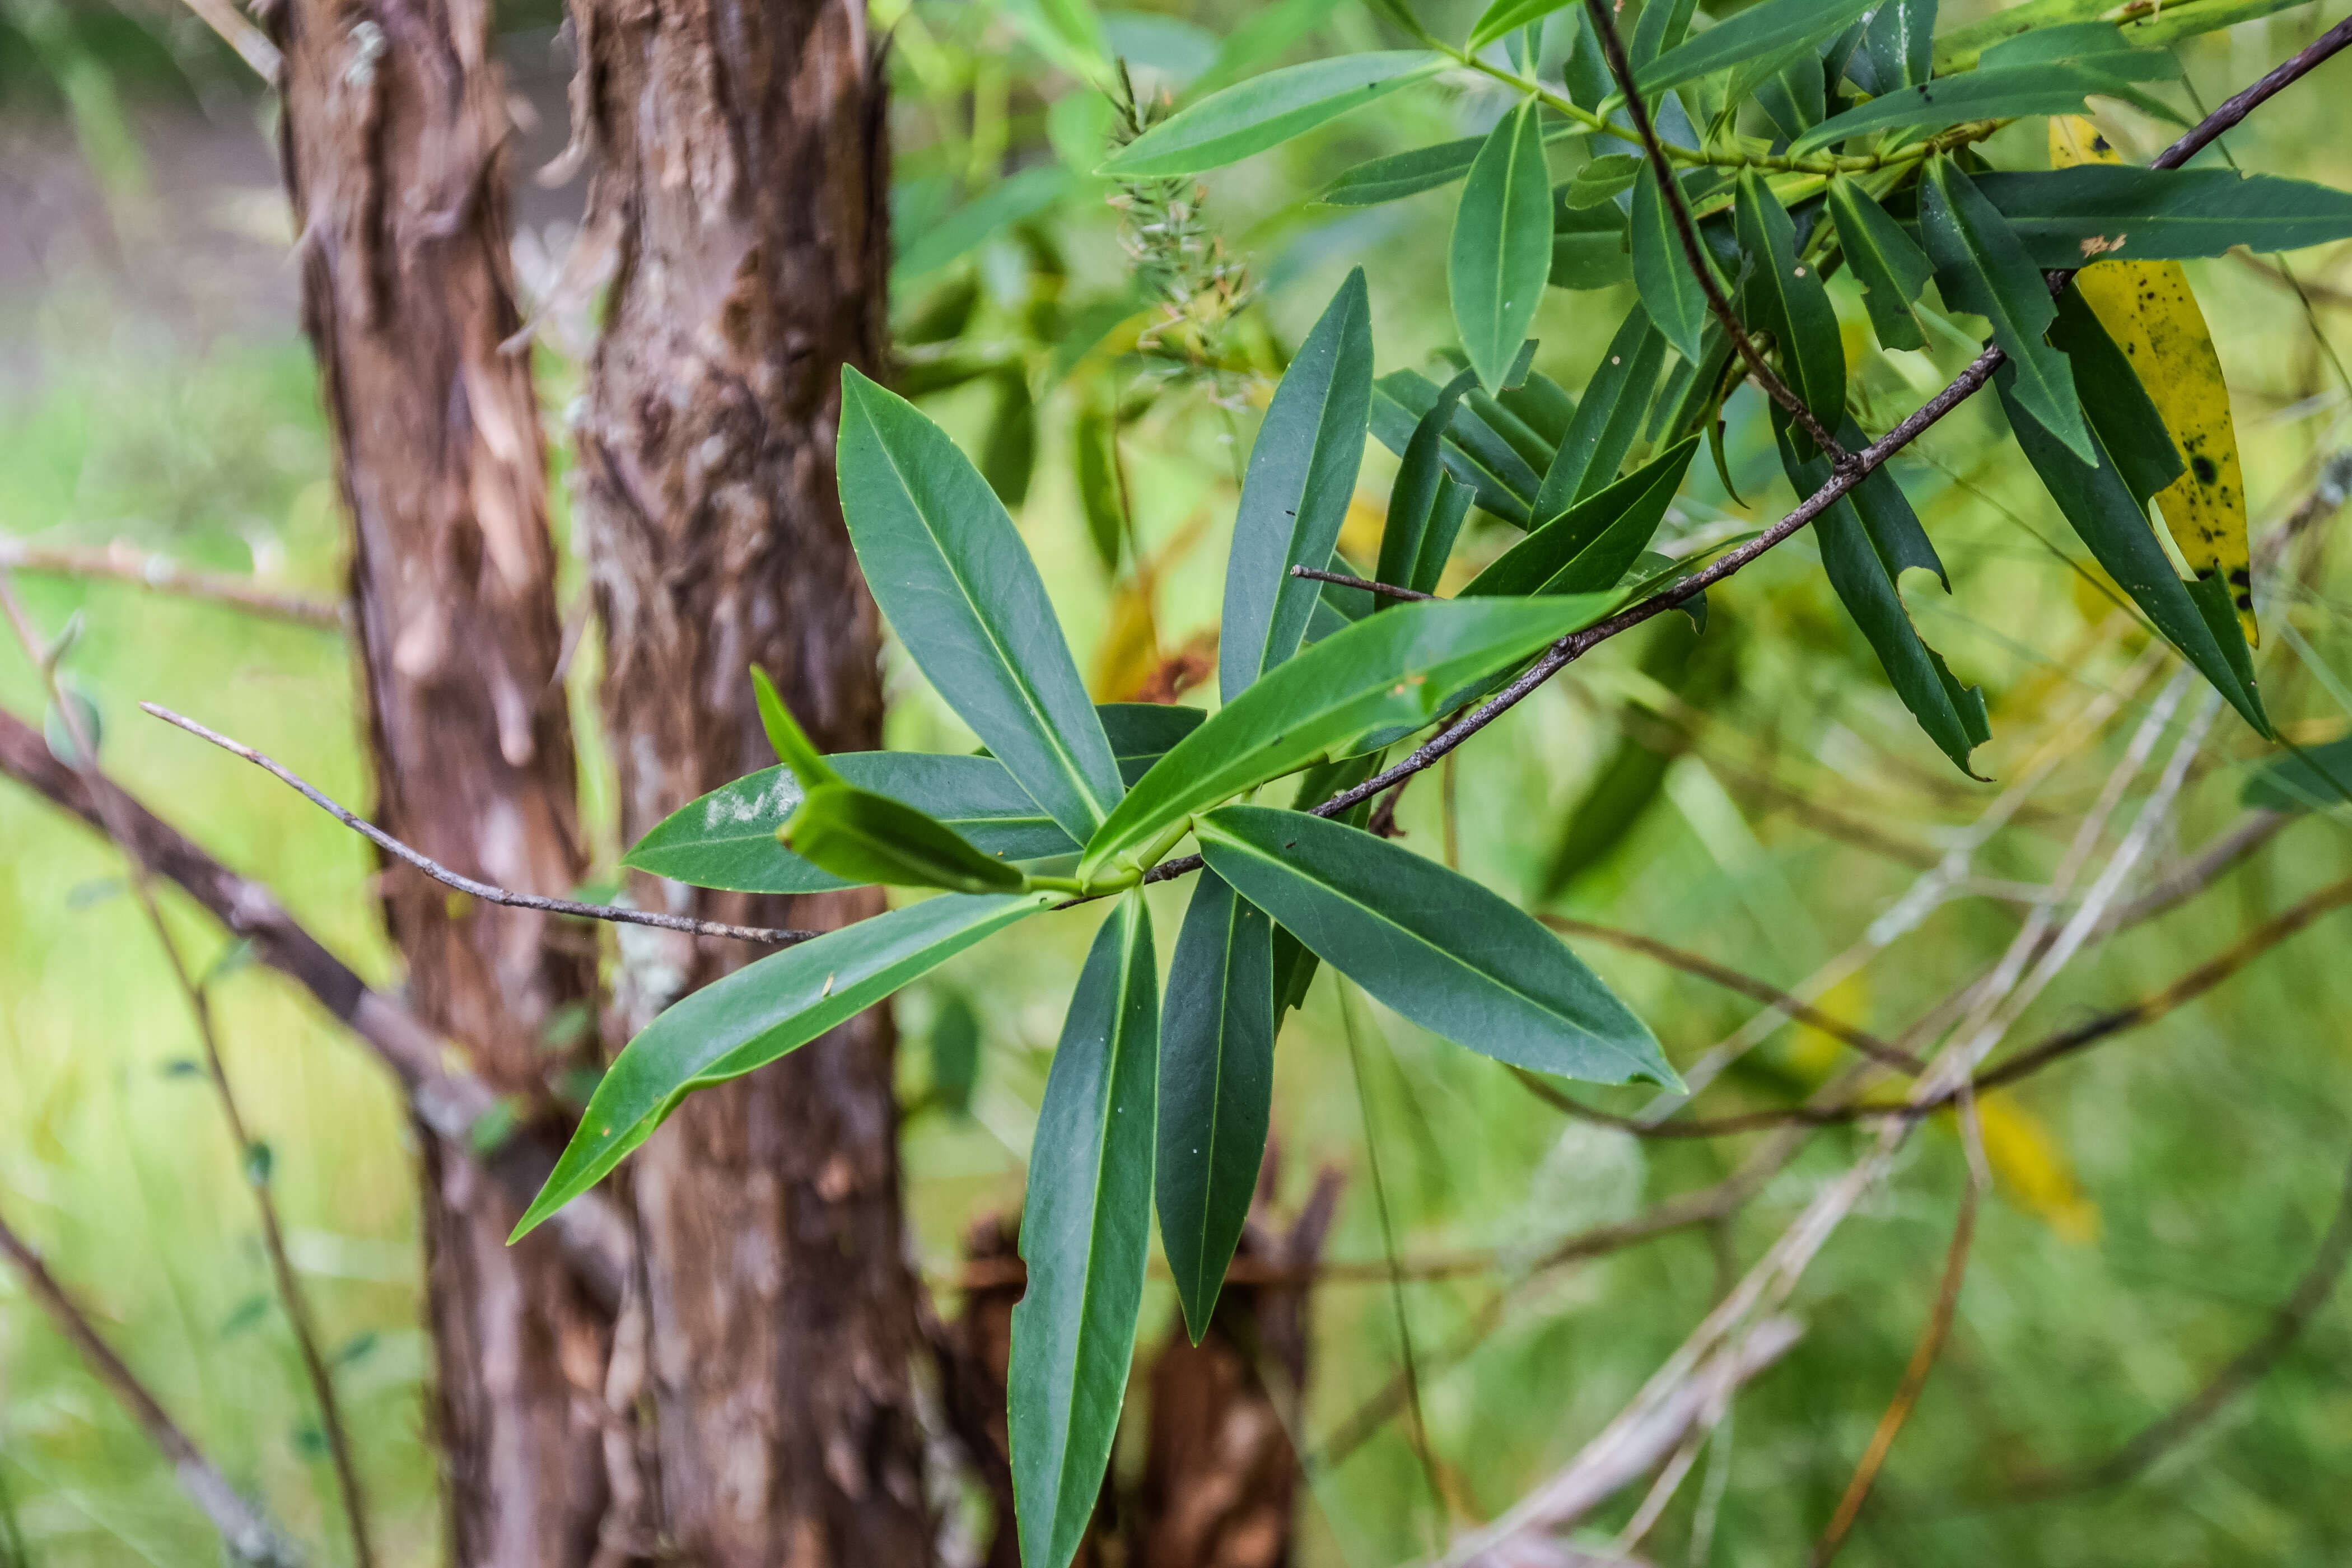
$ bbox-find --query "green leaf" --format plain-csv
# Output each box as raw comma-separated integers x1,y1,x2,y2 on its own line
1796,25,2182,153
1463,436,1698,598
1468,0,1569,50
892,166,1074,287
1964,167,2352,269
981,370,1038,508
1221,270,1374,701
1754,50,1829,141
1371,368,1542,525
1930,0,2108,75
514,893,1047,1238
1010,890,1158,1568
1998,368,2268,735
1734,170,1844,442
1917,157,2093,466
1648,319,1735,444
838,368,1124,840
1081,596,1618,880
1100,52,1445,176
1863,0,1936,91
783,783,1030,894
2243,737,2352,812
751,667,839,787
1631,165,1717,363
928,992,983,1114
1102,703,1209,783
1630,0,1698,67
1826,175,1933,352
1321,136,1483,206
1777,413,1988,774
1074,401,1127,574
1195,806,1674,1085
1534,306,1665,518
626,704,1200,894
1563,152,1642,211
1451,101,1556,395
1636,0,1878,96
1378,368,1481,600
1552,183,1634,292
1156,871,1275,1342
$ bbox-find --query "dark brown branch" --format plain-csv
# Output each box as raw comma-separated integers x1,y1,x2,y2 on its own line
1287,564,1434,601
0,539,342,628
1581,0,1851,467
1539,915,1926,1073
2005,1147,2352,1500
142,703,815,946
0,1204,305,1566
1812,1119,1983,1564
0,703,632,1309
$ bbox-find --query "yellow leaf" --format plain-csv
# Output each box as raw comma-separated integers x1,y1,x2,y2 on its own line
1338,491,1388,566
1091,578,1163,702
1974,1091,2099,1244
2051,117,2257,646
1790,970,1869,1080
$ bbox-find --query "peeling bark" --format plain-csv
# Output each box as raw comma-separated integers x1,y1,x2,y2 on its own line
269,1,610,1561
563,1,934,1562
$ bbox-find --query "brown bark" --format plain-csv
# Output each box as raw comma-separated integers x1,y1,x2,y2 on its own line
563,2,932,1563
268,2,610,1562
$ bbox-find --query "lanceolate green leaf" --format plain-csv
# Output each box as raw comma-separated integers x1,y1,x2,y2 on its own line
1632,166,1717,363
1779,414,1989,775
1917,158,2094,466
1863,0,1935,91
1010,892,1159,1568
1462,436,1698,599
1964,167,2352,268
1100,52,1444,176
1102,703,1208,782
1156,871,1275,1342
782,783,1029,894
1827,175,1934,352
1629,0,1697,67
1081,596,1618,880
512,893,1048,1238
1371,368,1543,525
2243,737,2352,812
1195,806,1675,1085
1468,0,1569,51
1635,0,1878,97
1552,186,1634,292
1221,270,1373,701
626,754,1072,894
1321,136,1483,206
1452,102,1556,394
838,369,1124,839
2047,284,2183,507
1999,368,2268,735
1796,25,2182,153
1734,170,1844,441
1378,369,1481,600
1534,305,1666,518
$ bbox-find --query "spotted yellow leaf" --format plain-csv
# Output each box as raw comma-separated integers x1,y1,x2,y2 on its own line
2051,117,2256,646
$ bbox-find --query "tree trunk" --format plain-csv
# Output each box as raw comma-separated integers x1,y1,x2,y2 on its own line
563,2,934,1563
270,2,610,1562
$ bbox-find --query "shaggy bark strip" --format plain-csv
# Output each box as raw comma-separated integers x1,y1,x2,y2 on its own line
268,2,610,1561
561,1,933,1561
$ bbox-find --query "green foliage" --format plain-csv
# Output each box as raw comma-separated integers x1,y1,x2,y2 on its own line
1449,101,1553,394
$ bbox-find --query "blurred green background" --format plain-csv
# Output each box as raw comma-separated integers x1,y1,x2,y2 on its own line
5,0,2352,1563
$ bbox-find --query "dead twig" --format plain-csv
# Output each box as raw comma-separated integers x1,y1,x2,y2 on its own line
142,703,815,946
1289,564,1434,601
0,1204,306,1566
0,539,340,629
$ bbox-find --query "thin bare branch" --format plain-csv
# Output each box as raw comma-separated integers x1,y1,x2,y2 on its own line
0,576,376,1566
176,0,283,82
0,1205,306,1565
142,703,815,946
1581,0,1850,466
1289,564,1434,601
0,703,633,1308
0,539,340,628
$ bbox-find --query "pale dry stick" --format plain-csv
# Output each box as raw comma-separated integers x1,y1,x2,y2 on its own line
1580,0,1850,467
1289,564,1432,601
1454,690,2213,1564
142,703,816,946
0,1205,305,1567
0,576,375,1568
1606,1403,1711,1557
0,541,342,629
175,0,282,82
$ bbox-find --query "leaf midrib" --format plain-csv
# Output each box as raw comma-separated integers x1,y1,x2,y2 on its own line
866,421,1113,836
